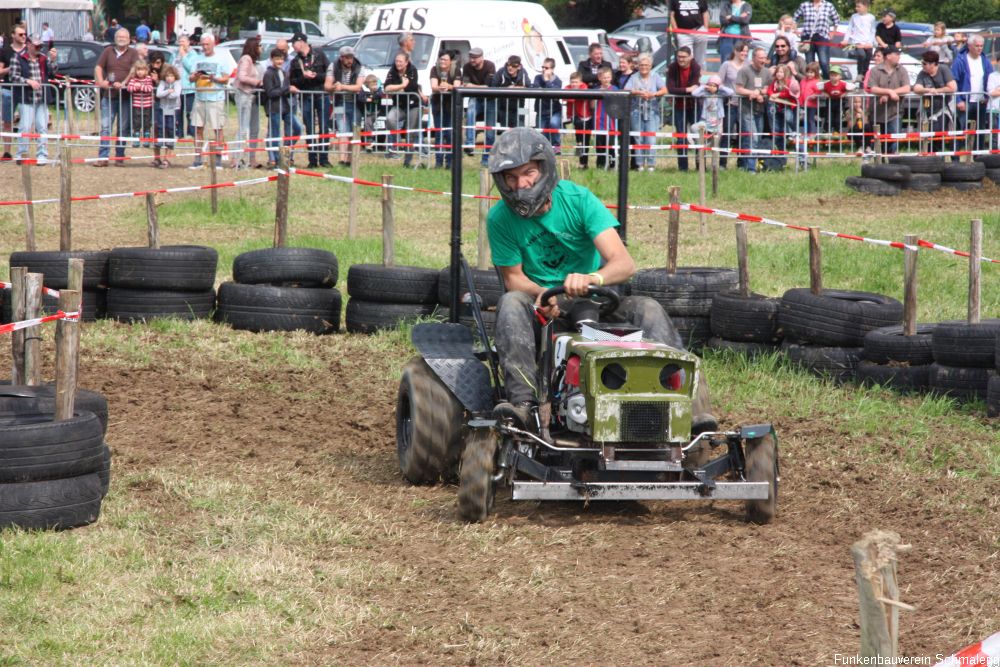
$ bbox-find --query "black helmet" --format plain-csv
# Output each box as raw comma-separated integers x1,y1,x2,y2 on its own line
487,127,558,218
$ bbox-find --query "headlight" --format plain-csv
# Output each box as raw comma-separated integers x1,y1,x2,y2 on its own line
601,363,627,390
659,364,686,390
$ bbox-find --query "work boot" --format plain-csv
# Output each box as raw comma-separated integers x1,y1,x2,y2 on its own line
493,401,536,431
691,371,718,435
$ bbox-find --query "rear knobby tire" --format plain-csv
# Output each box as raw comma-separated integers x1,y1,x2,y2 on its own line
457,429,497,523
744,432,778,525
395,357,464,484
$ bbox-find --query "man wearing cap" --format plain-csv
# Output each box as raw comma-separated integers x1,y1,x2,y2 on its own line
0,24,29,160
875,10,902,52
952,34,994,152
94,28,137,166
290,31,331,168
9,34,56,164
867,45,910,153
457,46,496,165
793,0,840,78
493,55,529,133
324,45,364,167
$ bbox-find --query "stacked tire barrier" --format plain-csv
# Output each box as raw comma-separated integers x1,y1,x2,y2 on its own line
845,155,998,196
215,247,342,334
4,250,110,323
345,265,443,334
988,334,1000,417
928,320,1000,404
107,246,217,322
438,267,505,337
0,384,111,530
856,324,937,393
630,267,739,352
707,290,782,357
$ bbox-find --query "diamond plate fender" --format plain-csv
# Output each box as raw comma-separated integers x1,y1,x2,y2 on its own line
411,323,495,413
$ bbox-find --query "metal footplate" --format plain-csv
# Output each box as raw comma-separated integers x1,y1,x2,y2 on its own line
512,481,771,501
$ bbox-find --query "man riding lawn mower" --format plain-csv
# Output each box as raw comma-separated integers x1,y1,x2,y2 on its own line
395,126,779,523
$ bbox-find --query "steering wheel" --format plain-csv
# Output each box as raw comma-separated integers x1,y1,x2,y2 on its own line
538,285,621,317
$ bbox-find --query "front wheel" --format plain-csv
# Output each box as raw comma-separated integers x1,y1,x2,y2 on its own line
457,429,497,522
395,357,464,484
744,432,778,525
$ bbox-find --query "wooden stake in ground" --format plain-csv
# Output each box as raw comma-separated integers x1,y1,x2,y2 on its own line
66,258,83,377
711,132,719,196
21,162,35,252
9,266,26,384
851,530,914,659
968,219,982,324
559,158,571,180
736,222,750,298
60,148,72,251
478,168,492,270
64,86,77,135
209,152,219,214
146,193,160,248
873,124,882,164
902,234,918,336
348,128,360,239
274,146,290,248
809,227,822,294
23,272,43,386
54,288,82,421
382,174,395,266
667,186,680,274
697,127,707,234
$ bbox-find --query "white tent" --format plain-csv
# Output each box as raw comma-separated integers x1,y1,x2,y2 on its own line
0,0,94,40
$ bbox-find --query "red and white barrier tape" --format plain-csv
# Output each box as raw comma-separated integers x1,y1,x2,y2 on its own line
0,281,61,298
0,174,277,207
0,310,79,336
936,631,1000,667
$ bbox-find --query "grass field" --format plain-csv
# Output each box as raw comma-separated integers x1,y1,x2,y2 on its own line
0,155,998,664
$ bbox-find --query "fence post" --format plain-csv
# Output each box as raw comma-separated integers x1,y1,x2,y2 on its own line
382,174,395,267
23,272,44,387
968,219,982,324
146,193,160,248
21,163,35,252
209,151,218,214
60,148,72,251
559,158,571,180
478,168,492,270
711,131,719,196
903,234,918,336
736,222,750,298
10,267,26,384
873,124,882,164
67,258,83,376
851,530,914,659
348,127,360,239
54,288,82,421
667,185,680,274
809,227,822,295
274,146,290,248
697,127,707,235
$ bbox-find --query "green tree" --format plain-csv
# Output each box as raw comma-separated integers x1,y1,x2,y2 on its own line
179,0,320,32
539,0,645,32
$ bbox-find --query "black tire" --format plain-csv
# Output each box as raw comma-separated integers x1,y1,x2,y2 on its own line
214,283,341,334
345,299,440,334
940,180,983,191
9,250,110,289
784,342,864,383
107,288,215,322
710,291,781,343
902,173,941,192
863,324,937,365
0,473,103,530
232,247,339,288
888,155,945,174
0,412,104,483
780,288,902,347
705,337,780,358
861,163,911,182
986,168,1000,185
744,431,778,525
932,319,1000,368
457,428,497,523
459,309,497,337
855,360,931,394
0,384,109,434
928,363,996,402
974,154,1000,169
630,267,739,317
97,444,111,497
395,357,464,484
436,267,505,308
108,245,218,291
672,315,712,351
1,288,106,323
987,376,1000,418
845,176,900,196
346,264,439,304
941,162,986,182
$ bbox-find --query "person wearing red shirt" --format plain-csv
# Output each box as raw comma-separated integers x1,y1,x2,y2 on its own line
766,63,799,169
823,64,851,133
565,71,593,168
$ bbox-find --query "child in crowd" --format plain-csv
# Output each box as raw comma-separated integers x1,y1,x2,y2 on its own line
767,64,800,168
921,22,954,66
775,15,800,54
593,66,618,169
875,10,902,51
798,62,822,137
126,60,155,145
154,64,181,168
262,48,292,168
358,74,384,152
843,0,876,80
531,57,563,154
952,32,968,57
822,65,853,134
863,48,883,93
691,75,733,137
565,71,593,169
850,96,873,155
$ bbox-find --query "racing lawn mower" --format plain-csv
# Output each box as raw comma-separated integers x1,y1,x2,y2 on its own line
394,86,779,523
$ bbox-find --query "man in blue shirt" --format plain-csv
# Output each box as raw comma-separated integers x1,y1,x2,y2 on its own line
185,34,231,169
135,20,150,44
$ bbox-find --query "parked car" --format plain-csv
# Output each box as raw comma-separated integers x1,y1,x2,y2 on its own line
612,16,670,35
321,33,361,64
565,43,619,69
238,17,325,43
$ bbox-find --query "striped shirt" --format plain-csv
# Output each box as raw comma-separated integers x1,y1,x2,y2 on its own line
126,75,154,108
793,0,840,40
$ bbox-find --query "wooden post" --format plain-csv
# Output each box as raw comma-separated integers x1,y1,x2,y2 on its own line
902,234,918,336
146,193,160,248
697,127,707,234
667,186,680,274
968,219,982,324
963,121,975,163
9,267,26,385
809,227,822,295
21,163,36,252
711,132,719,196
477,168,492,270
736,222,750,298
851,530,914,659
64,86,76,135
209,151,218,214
60,148,72,251
274,146,289,248
382,174,395,266
348,127,361,239
67,258,83,377
559,158,571,180
873,124,882,164
54,288,82,421
23,272,43,387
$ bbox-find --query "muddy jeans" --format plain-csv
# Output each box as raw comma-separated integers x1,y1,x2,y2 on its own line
495,290,696,407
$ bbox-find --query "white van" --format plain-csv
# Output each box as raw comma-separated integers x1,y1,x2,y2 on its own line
238,17,326,43
354,0,575,93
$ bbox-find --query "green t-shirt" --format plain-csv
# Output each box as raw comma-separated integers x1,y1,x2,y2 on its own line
487,180,619,288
